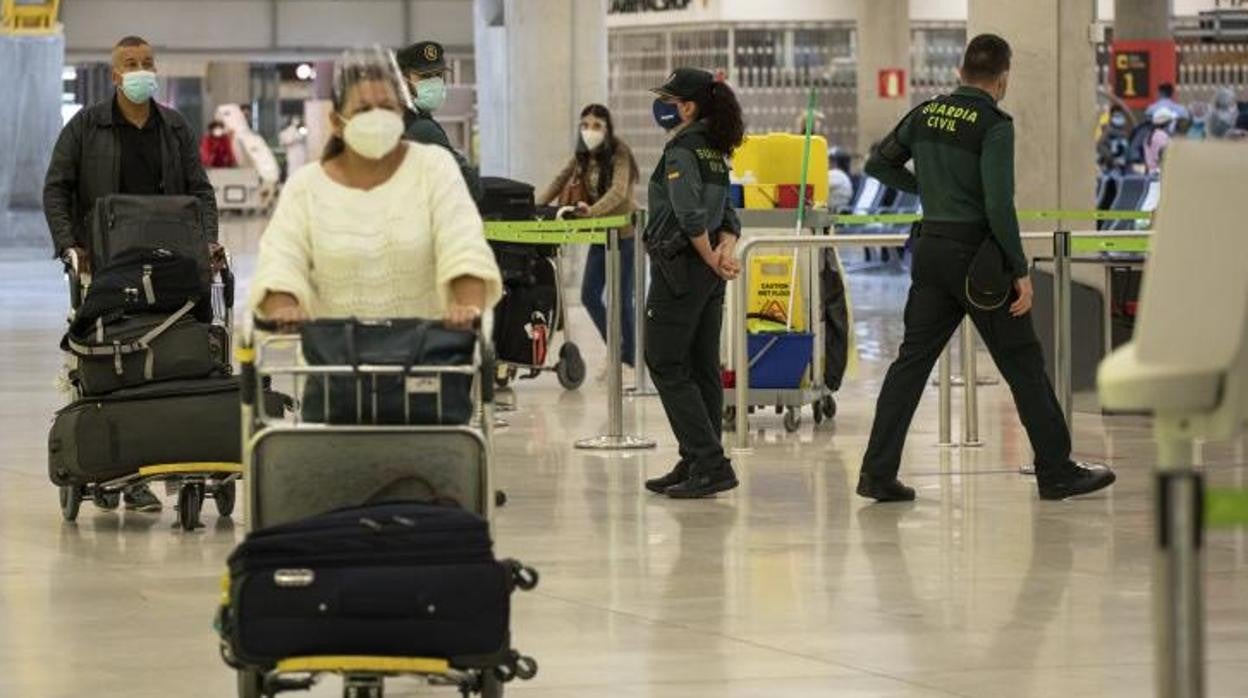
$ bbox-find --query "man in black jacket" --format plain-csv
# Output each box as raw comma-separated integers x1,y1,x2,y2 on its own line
43,35,219,513
44,35,218,269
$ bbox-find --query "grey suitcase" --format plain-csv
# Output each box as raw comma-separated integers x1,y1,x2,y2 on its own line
48,378,244,486
63,301,226,396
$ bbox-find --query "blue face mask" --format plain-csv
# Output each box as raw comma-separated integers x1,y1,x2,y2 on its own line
412,76,447,113
652,98,682,131
120,70,158,104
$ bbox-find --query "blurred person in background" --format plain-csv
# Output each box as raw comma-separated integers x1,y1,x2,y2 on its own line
1097,106,1131,174
537,104,640,381
200,119,237,168
827,146,854,211
1145,82,1189,128
1186,102,1209,140
1208,87,1239,139
279,116,309,178
1144,107,1174,175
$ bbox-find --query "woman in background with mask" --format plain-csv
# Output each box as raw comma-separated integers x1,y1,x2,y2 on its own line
538,104,640,380
641,68,745,500
199,119,237,168
249,48,501,329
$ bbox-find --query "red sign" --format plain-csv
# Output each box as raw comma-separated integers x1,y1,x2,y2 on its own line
878,69,906,99
1110,40,1177,109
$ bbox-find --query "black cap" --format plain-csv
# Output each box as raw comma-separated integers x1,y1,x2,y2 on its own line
397,41,447,75
652,67,715,100
965,239,1013,311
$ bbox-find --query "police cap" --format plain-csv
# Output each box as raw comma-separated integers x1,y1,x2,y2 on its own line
652,67,715,100
397,41,447,75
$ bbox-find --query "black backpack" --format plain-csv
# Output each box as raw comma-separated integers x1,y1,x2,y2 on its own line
75,247,208,332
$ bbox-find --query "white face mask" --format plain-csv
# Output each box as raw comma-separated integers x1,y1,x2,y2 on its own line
581,128,606,151
342,109,405,160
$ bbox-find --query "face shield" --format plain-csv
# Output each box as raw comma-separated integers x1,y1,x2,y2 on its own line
331,47,413,160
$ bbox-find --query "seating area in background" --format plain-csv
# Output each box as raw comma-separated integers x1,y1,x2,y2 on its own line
834,175,921,270
1096,172,1161,231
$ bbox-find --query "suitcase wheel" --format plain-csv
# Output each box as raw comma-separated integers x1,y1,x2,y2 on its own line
555,343,585,391
214,481,237,517
59,484,84,522
92,488,122,512
176,482,205,531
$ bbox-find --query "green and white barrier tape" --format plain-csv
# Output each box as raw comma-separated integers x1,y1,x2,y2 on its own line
1206,488,1248,529
829,209,1153,226
482,215,630,245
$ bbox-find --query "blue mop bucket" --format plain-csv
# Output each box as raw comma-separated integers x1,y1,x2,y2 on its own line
747,332,814,389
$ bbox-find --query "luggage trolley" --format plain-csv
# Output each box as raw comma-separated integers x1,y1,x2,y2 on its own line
54,246,243,530
222,318,538,698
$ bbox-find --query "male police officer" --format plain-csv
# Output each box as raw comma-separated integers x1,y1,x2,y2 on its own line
856,34,1116,502
395,40,482,201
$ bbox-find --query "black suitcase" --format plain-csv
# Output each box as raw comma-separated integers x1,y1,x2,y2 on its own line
91,195,213,289
74,247,208,327
48,377,261,486
220,501,537,668
478,177,535,221
63,302,226,396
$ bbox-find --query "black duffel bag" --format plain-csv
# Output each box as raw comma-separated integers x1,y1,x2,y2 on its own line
478,177,535,221
300,318,475,425
63,300,226,396
75,247,208,329
91,195,213,290
219,500,538,669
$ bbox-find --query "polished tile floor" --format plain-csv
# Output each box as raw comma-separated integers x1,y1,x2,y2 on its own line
1,224,1246,697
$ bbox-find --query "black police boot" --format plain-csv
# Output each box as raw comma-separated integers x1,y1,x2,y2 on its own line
855,473,916,502
1036,461,1116,501
645,459,691,494
666,460,739,499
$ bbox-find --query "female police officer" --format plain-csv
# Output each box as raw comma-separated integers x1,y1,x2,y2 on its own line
640,68,746,499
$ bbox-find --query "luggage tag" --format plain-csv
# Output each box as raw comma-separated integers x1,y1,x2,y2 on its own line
405,375,439,394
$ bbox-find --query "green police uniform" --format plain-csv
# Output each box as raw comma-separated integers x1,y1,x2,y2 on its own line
397,40,483,202
858,85,1095,499
643,118,740,480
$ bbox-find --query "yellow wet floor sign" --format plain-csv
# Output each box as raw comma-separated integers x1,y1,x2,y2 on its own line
749,254,805,331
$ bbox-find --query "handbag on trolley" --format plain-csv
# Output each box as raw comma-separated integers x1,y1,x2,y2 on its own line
299,318,476,426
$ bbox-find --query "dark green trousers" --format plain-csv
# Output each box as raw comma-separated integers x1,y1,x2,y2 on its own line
862,235,1072,479
645,253,726,469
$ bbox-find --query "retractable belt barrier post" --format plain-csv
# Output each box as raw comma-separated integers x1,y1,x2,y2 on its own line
483,215,655,452
627,209,657,397
730,212,1152,452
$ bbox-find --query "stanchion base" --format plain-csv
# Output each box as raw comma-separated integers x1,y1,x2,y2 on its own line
931,377,1001,387
625,387,659,398
493,418,510,429
730,446,754,456
574,434,657,450
1018,464,1036,475
936,441,958,449
960,440,984,448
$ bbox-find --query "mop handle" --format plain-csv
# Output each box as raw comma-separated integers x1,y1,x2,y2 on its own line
785,88,817,332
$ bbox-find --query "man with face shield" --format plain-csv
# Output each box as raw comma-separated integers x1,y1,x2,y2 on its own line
395,41,482,202
857,34,1116,503
43,35,219,513
248,48,501,331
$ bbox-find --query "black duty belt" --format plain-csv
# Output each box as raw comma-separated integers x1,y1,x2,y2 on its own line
920,220,990,246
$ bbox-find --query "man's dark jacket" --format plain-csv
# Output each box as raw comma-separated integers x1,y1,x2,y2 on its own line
43,97,219,256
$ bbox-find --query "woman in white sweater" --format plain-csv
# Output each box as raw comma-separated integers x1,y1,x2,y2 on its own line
249,49,501,328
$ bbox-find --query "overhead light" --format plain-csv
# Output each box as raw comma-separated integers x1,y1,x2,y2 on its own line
295,63,316,81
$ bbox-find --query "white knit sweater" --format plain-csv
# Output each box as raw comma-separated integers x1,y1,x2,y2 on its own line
248,143,502,320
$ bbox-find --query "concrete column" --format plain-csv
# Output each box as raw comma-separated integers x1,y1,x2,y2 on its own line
473,0,606,184
1114,0,1172,40
968,0,1099,229
204,62,250,123
0,34,63,248
855,0,910,158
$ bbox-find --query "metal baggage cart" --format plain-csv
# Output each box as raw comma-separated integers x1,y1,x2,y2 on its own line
225,317,536,698
55,246,242,530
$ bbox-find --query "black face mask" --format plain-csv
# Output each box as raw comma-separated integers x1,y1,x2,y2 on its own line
652,98,682,131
